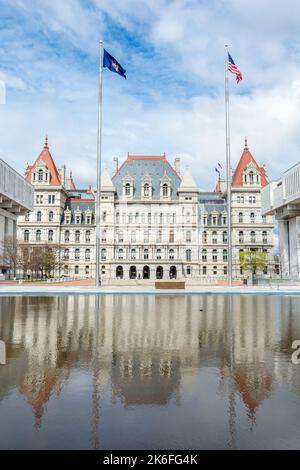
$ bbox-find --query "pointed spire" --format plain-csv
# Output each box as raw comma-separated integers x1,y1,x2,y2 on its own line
44,135,48,149
178,167,199,192
244,136,248,149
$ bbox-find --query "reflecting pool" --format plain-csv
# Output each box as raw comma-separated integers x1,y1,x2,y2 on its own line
0,295,300,449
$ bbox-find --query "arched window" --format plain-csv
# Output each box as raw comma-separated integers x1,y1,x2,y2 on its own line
249,171,254,183
118,248,124,260
116,212,120,223
38,169,43,181
186,230,191,243
36,230,41,242
157,230,162,243
223,249,228,261
222,231,227,243
239,231,244,243
49,211,54,222
213,266,217,275
36,211,42,222
250,212,255,223
75,230,80,243
24,230,29,241
162,183,168,197
262,231,267,243
116,266,123,279
202,231,207,244
117,230,122,243
101,248,106,260
202,266,207,275
64,230,70,243
169,230,174,243
130,266,137,279
75,248,80,260
125,183,131,196
224,266,228,275
250,231,256,243
144,249,149,260
131,231,136,243
212,231,217,244
64,249,69,260
85,230,91,243
48,230,53,242
144,183,150,197
238,212,243,223
131,248,136,260
144,231,149,243
202,249,207,261
169,249,174,260
186,249,191,261
212,249,217,261
85,248,90,261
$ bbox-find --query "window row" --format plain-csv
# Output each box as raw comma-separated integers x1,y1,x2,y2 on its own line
64,211,93,224
202,231,228,244
236,195,257,204
63,265,91,275
109,229,193,244
202,215,227,226
237,212,267,224
63,248,91,261
35,194,56,204
23,230,92,243
101,248,194,261
238,231,268,243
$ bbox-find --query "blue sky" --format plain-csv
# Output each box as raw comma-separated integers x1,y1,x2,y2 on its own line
1,0,300,189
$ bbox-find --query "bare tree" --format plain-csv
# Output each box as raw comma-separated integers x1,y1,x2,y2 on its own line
0,236,20,279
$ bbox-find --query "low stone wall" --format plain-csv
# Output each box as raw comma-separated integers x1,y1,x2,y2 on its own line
155,281,185,289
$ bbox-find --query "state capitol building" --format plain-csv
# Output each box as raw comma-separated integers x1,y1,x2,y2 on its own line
17,137,275,283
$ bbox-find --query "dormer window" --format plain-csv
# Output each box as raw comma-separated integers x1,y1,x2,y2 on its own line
243,163,260,187
125,183,131,195
160,173,171,199
86,212,92,224
141,175,152,199
74,208,82,224
38,169,43,181
122,173,134,198
64,209,71,224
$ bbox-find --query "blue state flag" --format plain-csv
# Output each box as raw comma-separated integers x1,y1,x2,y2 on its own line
103,49,126,79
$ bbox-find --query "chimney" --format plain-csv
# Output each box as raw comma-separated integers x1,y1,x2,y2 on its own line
174,157,180,175
113,157,119,173
59,164,66,187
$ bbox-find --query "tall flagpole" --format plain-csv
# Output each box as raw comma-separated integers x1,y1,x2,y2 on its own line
225,44,232,287
96,40,103,288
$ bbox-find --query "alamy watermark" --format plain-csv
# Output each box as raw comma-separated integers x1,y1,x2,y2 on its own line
0,340,6,365
291,340,300,365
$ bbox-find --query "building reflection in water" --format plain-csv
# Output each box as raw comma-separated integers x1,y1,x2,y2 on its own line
0,294,300,449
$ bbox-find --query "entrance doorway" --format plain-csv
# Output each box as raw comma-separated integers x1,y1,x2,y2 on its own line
156,266,163,279
143,266,150,279
169,266,177,279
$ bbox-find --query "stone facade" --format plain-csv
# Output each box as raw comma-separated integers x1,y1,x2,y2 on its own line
262,160,300,279
0,158,34,277
17,138,275,282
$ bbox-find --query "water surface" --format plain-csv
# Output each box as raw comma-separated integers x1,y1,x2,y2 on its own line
0,295,300,449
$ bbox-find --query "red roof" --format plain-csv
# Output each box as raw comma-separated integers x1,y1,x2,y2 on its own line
25,136,61,186
232,138,268,187
69,171,76,190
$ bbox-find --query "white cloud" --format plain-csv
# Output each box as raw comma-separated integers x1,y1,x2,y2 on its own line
1,0,300,191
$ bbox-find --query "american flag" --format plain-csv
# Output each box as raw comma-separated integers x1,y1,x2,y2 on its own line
228,52,243,84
